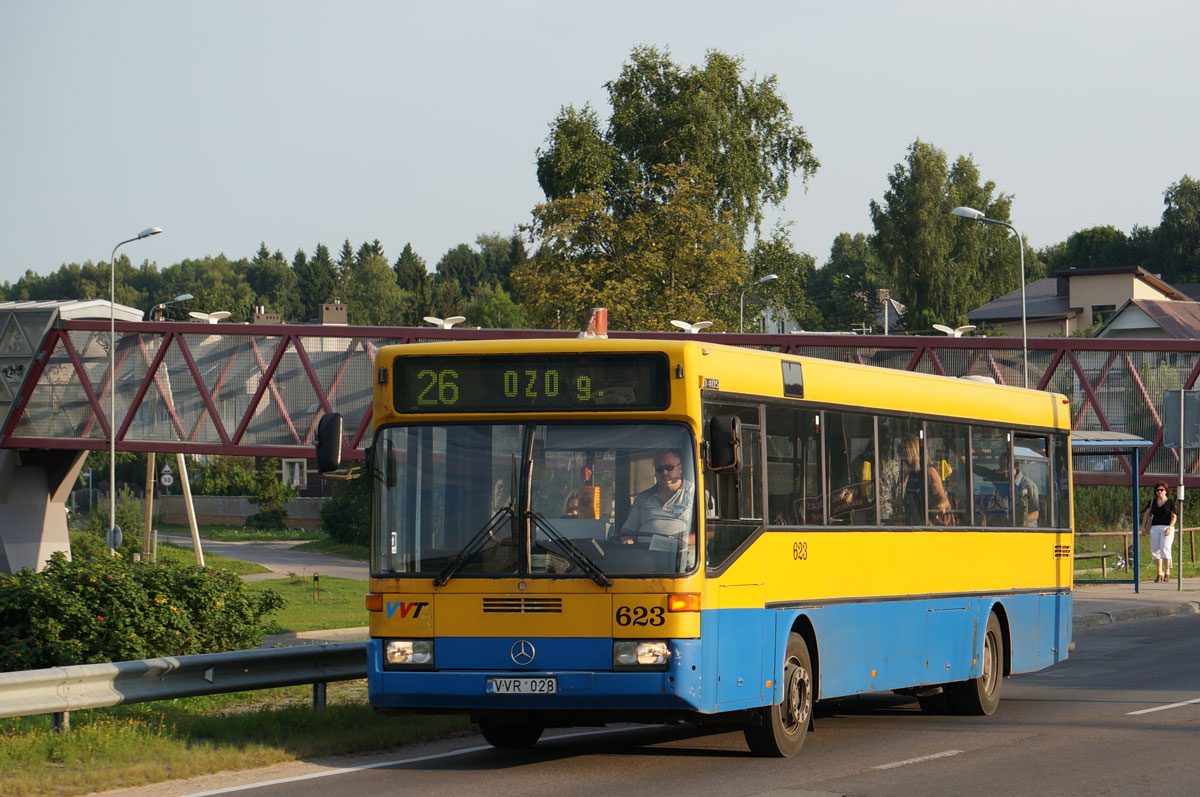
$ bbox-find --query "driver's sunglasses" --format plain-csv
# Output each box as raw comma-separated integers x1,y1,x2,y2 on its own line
1156,487,1167,493
654,463,680,473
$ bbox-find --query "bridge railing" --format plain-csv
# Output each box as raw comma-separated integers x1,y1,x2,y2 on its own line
2,321,1196,486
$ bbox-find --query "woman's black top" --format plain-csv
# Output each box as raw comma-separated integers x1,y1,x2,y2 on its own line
1145,498,1176,527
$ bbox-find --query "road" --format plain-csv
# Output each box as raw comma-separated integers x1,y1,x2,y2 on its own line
113,613,1200,797
158,533,367,581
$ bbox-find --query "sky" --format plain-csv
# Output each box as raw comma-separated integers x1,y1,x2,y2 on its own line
2,0,1198,290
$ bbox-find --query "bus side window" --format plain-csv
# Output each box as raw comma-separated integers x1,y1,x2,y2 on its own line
825,411,876,526
765,406,820,526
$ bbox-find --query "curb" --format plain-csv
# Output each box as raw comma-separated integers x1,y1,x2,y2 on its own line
261,627,370,647
1074,601,1200,628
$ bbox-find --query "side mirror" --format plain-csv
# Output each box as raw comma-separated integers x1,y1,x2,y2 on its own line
315,413,343,474
706,415,742,472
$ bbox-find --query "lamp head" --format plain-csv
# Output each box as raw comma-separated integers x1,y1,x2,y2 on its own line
173,293,194,303
137,227,164,239
950,206,984,221
756,273,779,286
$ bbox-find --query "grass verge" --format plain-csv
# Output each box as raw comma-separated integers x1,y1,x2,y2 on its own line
1074,529,1199,581
0,682,471,796
248,574,368,633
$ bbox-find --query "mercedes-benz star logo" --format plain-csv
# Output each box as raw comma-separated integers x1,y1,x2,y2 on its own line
510,640,535,666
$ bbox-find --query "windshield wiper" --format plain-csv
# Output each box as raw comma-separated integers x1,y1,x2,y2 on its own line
528,511,612,587
433,505,514,587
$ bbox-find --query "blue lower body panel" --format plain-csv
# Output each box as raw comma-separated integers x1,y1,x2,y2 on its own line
367,592,1071,716
368,637,705,712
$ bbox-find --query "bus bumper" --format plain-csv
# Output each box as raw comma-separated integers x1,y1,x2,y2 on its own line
366,637,708,712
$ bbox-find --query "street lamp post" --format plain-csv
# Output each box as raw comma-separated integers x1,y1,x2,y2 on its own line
740,273,778,333
109,227,162,555
950,206,1028,388
150,293,194,321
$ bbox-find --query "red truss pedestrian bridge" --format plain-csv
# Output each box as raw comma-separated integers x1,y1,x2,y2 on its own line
0,299,1196,572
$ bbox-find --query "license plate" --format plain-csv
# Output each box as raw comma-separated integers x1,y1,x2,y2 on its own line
486,677,557,695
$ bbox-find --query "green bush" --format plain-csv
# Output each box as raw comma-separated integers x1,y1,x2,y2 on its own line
1074,484,1140,531
246,457,297,530
83,486,145,555
320,474,369,546
0,550,284,672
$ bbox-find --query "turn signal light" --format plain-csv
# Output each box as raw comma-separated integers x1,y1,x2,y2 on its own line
667,593,701,612
365,593,383,612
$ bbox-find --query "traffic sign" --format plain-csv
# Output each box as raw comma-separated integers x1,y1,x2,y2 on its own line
160,473,174,487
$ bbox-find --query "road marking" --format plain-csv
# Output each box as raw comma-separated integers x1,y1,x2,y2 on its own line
184,726,633,795
872,750,964,770
1127,697,1200,715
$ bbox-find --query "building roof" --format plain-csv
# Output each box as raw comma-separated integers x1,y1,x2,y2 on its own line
966,266,1192,326
966,278,1071,324
0,299,144,322
1093,299,1200,339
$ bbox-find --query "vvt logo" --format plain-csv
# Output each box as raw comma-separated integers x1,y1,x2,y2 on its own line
386,601,430,619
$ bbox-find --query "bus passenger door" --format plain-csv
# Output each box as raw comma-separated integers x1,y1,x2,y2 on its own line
715,579,765,709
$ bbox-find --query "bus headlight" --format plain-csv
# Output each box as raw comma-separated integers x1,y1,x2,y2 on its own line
384,639,434,668
613,640,669,669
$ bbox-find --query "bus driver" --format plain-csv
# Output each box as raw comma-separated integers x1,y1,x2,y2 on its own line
618,449,697,550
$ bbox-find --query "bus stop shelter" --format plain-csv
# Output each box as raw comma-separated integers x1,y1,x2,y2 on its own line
1071,431,1154,592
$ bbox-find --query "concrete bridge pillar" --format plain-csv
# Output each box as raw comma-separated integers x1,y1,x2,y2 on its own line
0,448,88,574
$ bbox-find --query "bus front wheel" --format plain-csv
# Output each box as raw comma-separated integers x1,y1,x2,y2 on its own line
948,612,1003,716
744,632,812,757
479,720,544,749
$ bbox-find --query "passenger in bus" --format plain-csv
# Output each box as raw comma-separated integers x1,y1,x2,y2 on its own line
1008,459,1040,527
900,436,952,525
877,451,902,523
618,449,696,547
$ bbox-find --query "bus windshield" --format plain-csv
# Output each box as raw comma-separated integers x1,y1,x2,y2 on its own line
372,422,698,578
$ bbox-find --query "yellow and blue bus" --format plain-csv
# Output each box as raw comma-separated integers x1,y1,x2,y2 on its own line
316,337,1073,756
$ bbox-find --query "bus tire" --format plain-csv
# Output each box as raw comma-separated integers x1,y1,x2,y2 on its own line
744,632,812,757
948,612,1003,716
478,720,544,749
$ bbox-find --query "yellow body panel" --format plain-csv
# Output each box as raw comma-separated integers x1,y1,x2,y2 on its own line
369,577,702,639
368,338,1072,631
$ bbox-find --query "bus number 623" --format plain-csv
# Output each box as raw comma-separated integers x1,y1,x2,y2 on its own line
616,606,665,626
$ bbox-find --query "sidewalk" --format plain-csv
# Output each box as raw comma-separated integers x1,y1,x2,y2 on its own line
1072,575,1200,627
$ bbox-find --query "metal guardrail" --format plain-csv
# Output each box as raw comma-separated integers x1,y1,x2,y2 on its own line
0,642,367,725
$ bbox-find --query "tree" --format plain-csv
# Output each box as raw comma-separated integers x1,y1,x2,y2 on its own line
538,47,819,242
518,164,747,330
525,47,817,328
1040,226,1132,276
394,243,431,325
245,244,301,321
346,253,409,325
436,243,486,295
869,139,1026,327
167,255,254,322
294,244,337,321
464,284,528,329
748,228,820,331
810,233,885,332
245,457,297,530
1153,174,1200,283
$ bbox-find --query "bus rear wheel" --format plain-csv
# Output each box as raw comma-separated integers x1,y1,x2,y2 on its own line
744,632,812,757
478,720,544,749
948,612,1003,716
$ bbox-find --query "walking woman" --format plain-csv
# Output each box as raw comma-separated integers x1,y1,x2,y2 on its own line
1141,481,1177,583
